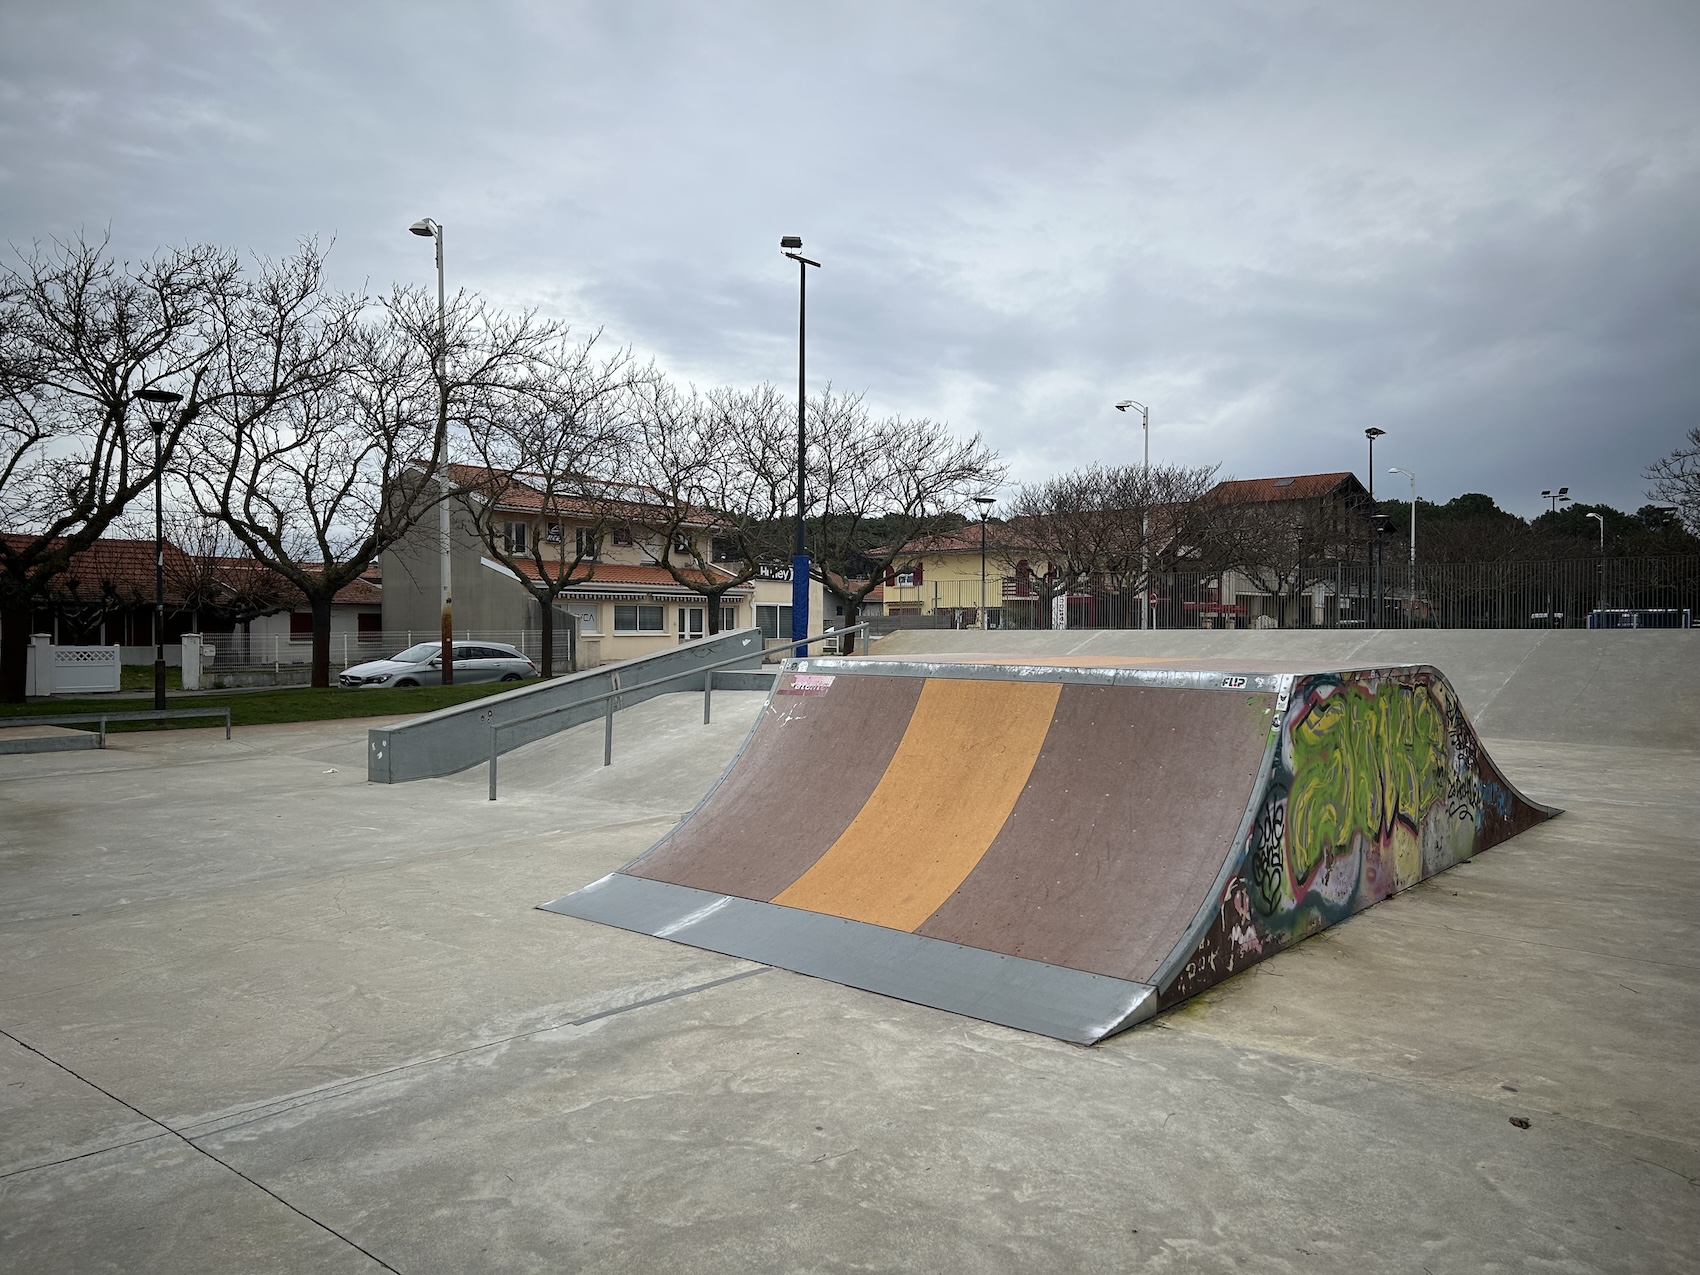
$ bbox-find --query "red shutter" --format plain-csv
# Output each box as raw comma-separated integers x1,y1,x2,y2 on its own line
884,566,896,585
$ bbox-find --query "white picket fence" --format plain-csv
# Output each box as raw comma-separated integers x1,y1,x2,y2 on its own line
26,636,122,696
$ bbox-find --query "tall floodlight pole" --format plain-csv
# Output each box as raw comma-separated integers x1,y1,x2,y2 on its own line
136,388,182,710
1365,428,1385,626
780,236,821,654
1115,400,1152,630
410,218,453,685
1540,486,1571,515
973,496,996,629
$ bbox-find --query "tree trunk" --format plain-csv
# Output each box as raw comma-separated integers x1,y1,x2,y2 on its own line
538,598,555,679
310,593,334,688
839,599,860,654
706,596,721,636
1,594,32,703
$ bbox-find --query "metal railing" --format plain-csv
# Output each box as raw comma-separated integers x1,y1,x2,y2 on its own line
0,707,232,747
485,623,868,800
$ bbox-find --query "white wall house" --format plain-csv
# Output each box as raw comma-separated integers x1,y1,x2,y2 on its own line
382,466,759,669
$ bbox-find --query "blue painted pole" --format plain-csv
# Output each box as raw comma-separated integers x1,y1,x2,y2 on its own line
792,553,811,656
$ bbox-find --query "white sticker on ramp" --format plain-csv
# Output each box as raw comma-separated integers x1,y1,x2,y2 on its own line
779,673,835,697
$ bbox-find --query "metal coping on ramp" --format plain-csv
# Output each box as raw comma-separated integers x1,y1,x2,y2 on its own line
541,655,1558,1043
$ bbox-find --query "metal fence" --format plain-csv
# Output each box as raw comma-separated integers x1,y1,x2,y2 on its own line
204,628,577,671
871,556,1700,632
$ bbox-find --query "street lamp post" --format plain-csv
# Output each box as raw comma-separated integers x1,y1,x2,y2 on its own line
1115,399,1152,630
1388,467,1417,568
973,496,996,630
135,389,182,711
409,217,453,686
1587,511,1606,610
1365,428,1385,626
781,236,821,655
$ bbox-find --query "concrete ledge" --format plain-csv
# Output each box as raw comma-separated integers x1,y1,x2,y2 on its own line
367,628,767,784
0,728,101,755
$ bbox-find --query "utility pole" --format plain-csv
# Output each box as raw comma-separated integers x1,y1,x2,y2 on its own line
781,236,821,655
1115,400,1152,629
1365,428,1385,626
410,217,454,685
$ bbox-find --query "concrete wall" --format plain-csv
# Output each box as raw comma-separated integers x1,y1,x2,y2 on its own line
367,627,768,784
865,628,1700,751
383,500,516,635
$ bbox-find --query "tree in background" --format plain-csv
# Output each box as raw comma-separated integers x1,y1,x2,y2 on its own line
155,508,293,631
631,381,795,635
457,335,642,674
0,235,240,700
1645,427,1700,536
189,251,559,687
1005,463,1222,626
806,391,1004,653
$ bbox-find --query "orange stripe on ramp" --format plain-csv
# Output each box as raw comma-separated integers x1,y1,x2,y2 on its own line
772,678,1062,931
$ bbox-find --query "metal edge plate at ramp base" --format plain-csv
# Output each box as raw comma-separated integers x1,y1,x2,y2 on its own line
541,874,1157,1045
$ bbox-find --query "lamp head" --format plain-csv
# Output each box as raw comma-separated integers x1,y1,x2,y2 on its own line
409,219,438,237
1364,427,1386,440
1559,487,1570,497
1114,401,1132,412
135,389,183,405
972,495,996,519
780,235,802,250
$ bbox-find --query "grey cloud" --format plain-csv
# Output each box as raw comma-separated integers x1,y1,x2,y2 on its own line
2,1,1695,517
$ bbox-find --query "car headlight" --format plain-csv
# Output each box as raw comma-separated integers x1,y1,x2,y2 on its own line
364,673,393,684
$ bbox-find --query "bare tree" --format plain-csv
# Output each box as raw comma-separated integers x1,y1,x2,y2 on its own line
189,253,560,686
1196,478,1377,625
631,381,795,635
1645,426,1700,536
808,391,1004,653
0,234,240,700
457,336,642,674
157,507,292,627
1003,463,1219,626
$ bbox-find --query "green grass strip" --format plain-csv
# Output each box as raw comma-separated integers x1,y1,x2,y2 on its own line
0,682,520,731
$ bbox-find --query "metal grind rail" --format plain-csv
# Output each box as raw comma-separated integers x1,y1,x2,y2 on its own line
486,624,869,800
0,707,233,747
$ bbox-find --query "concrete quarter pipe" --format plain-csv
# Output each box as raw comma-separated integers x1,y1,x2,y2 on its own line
541,656,1557,1043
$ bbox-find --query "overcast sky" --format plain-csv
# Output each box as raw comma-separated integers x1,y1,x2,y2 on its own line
3,1,1696,518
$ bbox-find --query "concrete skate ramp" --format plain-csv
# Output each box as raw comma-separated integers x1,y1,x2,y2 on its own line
867,629,1700,751
543,656,1556,1043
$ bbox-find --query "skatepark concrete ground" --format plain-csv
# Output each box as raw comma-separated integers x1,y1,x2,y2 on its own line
2,631,1696,1273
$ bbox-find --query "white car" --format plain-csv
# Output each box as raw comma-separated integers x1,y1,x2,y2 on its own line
339,641,539,688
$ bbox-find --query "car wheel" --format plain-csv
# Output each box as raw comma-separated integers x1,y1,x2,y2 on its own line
500,673,523,682
395,678,419,688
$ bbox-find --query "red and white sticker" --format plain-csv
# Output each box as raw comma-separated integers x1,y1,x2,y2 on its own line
779,673,835,697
